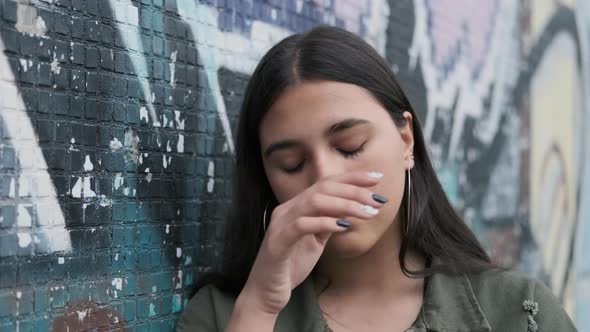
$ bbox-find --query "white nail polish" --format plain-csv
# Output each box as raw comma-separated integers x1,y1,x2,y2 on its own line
361,205,379,215
367,172,384,179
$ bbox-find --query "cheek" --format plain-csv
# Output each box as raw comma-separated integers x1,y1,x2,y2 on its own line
366,145,407,217
267,173,302,204
263,161,299,204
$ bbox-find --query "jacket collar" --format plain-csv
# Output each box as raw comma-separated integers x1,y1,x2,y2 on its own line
298,266,492,332
419,271,492,332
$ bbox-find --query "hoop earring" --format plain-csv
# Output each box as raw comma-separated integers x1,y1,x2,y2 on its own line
405,153,414,236
262,201,270,233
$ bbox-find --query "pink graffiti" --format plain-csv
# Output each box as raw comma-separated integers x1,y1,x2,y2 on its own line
426,0,498,74
333,0,370,34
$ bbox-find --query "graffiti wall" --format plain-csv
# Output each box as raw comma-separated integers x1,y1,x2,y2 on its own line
0,0,587,330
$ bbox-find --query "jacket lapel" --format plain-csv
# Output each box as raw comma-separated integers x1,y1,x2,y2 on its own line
420,272,492,332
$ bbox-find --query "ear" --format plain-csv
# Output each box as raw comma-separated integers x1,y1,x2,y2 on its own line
399,111,414,171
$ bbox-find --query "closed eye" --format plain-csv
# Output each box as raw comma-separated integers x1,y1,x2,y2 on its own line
284,143,366,175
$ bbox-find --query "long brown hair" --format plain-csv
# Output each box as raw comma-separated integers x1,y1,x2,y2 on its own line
193,25,494,297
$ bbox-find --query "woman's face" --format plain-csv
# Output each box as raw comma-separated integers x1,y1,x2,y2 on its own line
259,80,414,258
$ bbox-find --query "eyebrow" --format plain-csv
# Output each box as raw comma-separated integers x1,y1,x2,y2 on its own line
263,118,371,158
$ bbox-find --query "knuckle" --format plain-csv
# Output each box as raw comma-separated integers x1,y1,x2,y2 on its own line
271,204,285,218
293,217,306,231
362,188,374,203
307,193,323,212
353,187,368,200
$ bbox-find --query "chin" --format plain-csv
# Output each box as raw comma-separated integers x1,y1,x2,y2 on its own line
322,229,379,259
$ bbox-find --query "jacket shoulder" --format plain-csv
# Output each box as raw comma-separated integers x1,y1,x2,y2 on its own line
176,284,236,332
467,268,577,331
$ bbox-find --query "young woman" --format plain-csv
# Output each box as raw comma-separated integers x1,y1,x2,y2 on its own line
177,26,577,332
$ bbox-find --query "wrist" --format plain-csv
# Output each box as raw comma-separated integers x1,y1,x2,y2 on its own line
227,291,279,332
236,285,282,317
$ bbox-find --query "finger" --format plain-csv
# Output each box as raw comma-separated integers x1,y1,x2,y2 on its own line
315,181,388,208
303,193,380,220
282,216,350,248
321,170,384,188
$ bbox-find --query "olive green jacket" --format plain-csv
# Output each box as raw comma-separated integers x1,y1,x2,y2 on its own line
177,269,577,331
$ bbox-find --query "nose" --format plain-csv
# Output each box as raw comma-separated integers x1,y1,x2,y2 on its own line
308,149,346,185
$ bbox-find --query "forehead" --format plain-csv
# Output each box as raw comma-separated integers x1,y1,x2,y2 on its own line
259,81,385,140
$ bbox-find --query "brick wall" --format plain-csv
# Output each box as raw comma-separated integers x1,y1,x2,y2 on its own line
0,0,589,330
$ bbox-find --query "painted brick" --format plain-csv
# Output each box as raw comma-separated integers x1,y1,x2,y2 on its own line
86,47,98,68
34,288,48,313
85,71,98,93
0,1,585,331
53,67,69,90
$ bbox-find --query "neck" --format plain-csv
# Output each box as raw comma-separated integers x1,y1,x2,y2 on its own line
313,221,425,301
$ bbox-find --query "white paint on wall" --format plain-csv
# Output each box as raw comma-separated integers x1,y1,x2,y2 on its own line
50,58,60,74
17,205,32,227
109,0,160,131
0,35,71,253
170,50,178,88
114,172,124,190
207,160,215,193
17,232,32,248
16,3,48,36
83,155,94,171
177,134,184,153
110,137,123,152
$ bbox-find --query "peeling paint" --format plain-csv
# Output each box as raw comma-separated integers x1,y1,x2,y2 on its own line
175,270,183,289
83,178,96,198
109,137,123,152
71,177,96,198
162,112,168,127
114,173,124,190
177,134,184,153
71,177,82,198
16,3,48,36
77,309,88,322
17,233,32,248
140,106,149,123
50,58,61,74
163,154,168,168
17,205,32,227
170,50,178,87
97,195,112,207
111,278,123,291
124,128,140,163
175,111,185,130
19,59,33,72
83,155,94,171
207,160,215,193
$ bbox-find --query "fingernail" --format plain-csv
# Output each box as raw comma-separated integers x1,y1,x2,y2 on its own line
336,219,351,228
367,172,384,179
372,194,388,204
360,205,379,215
